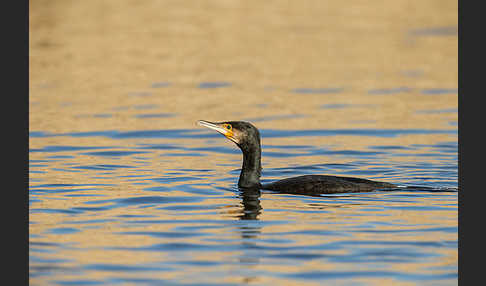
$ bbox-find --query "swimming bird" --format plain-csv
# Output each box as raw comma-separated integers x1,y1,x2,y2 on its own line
197,120,397,195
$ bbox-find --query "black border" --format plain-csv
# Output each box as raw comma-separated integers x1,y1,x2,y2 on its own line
3,0,29,284
458,0,479,284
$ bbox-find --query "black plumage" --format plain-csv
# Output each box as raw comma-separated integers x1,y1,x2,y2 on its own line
198,120,397,195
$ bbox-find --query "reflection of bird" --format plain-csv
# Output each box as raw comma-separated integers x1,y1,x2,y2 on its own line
198,120,397,195
239,189,262,220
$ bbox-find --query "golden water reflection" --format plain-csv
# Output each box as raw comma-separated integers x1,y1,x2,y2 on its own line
30,0,457,285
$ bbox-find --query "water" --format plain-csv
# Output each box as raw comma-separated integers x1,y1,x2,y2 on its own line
29,122,458,285
30,1,457,285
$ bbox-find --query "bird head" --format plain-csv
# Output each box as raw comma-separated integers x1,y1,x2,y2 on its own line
197,120,261,150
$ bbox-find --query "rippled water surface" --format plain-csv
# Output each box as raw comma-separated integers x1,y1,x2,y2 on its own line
29,126,458,285
30,1,457,285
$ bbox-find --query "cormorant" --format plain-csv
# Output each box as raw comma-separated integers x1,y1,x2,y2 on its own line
198,120,397,195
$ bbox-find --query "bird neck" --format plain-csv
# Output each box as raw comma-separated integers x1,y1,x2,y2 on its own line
238,143,262,189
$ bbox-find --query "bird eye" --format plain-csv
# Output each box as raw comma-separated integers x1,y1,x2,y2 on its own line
226,125,232,130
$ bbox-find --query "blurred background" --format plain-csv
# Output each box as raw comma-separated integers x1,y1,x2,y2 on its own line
30,0,457,132
30,1,457,285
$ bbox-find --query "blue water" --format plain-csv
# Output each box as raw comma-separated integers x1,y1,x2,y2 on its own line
29,0,458,283
29,121,457,285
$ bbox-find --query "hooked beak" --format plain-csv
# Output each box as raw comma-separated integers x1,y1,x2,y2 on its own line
197,120,237,143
